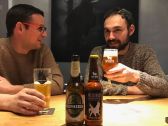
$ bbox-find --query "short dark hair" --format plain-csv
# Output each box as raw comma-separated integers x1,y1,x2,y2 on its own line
6,4,44,37
104,8,134,28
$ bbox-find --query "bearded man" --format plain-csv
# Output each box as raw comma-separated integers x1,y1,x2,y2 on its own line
85,8,168,97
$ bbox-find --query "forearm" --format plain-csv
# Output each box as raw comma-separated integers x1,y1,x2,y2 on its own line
101,80,127,95
24,77,64,96
0,84,23,94
127,86,144,95
0,94,12,110
0,76,23,94
42,46,64,95
137,71,168,97
51,82,63,95
51,76,64,95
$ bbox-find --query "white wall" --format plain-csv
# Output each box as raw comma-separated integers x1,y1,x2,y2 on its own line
0,0,8,37
139,0,168,74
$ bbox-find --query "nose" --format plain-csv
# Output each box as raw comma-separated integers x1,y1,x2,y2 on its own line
108,31,115,40
42,31,47,37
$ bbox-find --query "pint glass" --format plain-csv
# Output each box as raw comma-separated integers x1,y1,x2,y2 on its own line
102,49,118,72
34,68,52,108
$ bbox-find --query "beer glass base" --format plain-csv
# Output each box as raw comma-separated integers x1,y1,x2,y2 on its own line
38,108,54,115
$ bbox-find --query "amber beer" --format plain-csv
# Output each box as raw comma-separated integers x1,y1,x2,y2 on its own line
102,49,118,72
34,68,52,108
34,81,51,107
85,55,103,126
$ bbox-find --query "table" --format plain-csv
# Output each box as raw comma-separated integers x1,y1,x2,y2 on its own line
0,95,168,126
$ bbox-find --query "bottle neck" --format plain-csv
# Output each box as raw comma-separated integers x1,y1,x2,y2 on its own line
70,74,80,83
70,60,81,83
89,56,99,82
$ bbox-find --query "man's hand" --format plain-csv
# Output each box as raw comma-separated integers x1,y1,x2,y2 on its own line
5,88,46,115
104,63,140,83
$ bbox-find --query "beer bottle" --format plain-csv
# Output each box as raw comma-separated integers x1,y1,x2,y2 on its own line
66,54,84,126
85,55,103,126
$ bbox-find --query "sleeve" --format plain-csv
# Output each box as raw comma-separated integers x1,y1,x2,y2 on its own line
41,46,64,95
101,80,127,95
136,46,168,97
84,46,128,96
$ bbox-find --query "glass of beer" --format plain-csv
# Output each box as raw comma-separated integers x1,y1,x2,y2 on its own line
102,49,118,72
34,68,52,108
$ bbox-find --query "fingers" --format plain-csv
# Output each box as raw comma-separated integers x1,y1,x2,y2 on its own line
104,73,125,83
8,94,41,116
21,94,45,108
17,100,44,112
104,67,128,83
105,70,124,78
106,63,125,74
0,76,6,80
7,88,48,116
105,66,126,79
17,89,46,108
25,88,45,100
16,107,39,116
104,65,138,83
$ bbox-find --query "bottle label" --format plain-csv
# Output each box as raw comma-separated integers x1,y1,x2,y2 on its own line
90,71,99,80
71,61,80,77
66,93,84,117
85,91,102,120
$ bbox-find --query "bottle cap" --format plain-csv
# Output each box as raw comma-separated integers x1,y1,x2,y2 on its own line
90,54,99,58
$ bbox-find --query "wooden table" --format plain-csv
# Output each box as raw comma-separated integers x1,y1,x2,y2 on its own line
0,95,168,126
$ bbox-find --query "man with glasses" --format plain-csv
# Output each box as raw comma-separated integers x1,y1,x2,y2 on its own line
0,4,64,115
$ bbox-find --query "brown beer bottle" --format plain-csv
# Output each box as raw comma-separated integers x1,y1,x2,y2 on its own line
66,54,84,126
85,55,103,126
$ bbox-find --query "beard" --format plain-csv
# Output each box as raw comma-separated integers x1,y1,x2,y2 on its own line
106,36,130,51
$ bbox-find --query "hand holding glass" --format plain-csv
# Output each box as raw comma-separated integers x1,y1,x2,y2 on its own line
102,49,118,72
34,68,52,108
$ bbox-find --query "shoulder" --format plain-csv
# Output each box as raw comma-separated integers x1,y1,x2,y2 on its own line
131,43,155,54
39,43,51,53
0,38,10,51
32,43,52,57
130,43,158,61
91,45,104,54
0,38,8,42
0,38,9,46
133,43,153,50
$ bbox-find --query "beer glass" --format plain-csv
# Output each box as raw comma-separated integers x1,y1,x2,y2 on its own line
102,49,118,72
34,68,52,108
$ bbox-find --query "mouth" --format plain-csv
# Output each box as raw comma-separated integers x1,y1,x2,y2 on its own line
111,42,119,46
38,40,42,43
107,41,119,48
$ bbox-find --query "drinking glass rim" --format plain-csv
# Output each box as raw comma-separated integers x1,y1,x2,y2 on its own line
103,49,118,56
104,48,118,51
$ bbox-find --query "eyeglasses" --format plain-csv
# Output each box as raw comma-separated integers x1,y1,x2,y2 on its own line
22,22,47,33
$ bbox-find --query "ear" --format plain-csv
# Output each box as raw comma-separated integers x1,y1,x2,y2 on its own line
14,22,25,34
128,24,135,36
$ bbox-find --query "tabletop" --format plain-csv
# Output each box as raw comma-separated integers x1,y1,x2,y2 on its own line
0,94,168,126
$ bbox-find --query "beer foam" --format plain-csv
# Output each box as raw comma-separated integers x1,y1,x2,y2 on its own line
34,80,51,84
44,80,52,84
103,49,118,56
34,81,41,84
